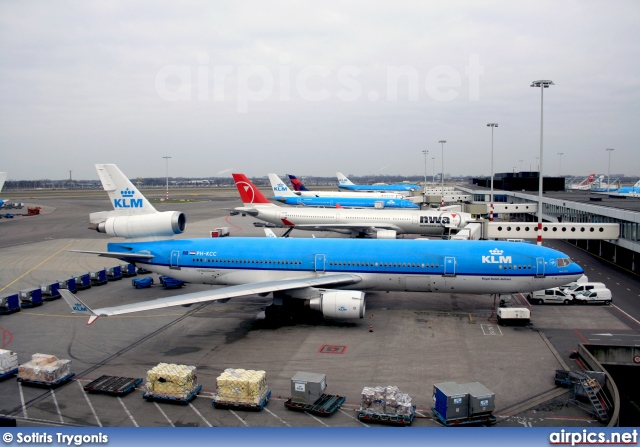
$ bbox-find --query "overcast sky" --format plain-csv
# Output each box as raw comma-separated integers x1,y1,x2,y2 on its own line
1,1,639,181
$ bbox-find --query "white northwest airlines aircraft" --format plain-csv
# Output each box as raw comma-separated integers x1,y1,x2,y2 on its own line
234,174,471,238
567,174,596,190
61,164,583,324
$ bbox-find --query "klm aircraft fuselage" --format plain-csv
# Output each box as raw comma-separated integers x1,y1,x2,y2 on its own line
110,238,583,294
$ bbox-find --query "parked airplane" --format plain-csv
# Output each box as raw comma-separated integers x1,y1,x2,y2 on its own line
337,172,420,193
62,164,582,324
567,174,596,190
590,175,618,192
268,174,418,209
235,174,469,238
287,174,405,199
616,180,640,196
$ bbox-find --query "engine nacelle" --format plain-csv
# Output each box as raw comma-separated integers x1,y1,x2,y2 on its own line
96,211,186,238
372,229,397,239
309,290,366,319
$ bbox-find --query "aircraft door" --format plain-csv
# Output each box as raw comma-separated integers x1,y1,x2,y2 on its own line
535,257,545,277
444,256,456,276
314,254,326,273
170,250,180,270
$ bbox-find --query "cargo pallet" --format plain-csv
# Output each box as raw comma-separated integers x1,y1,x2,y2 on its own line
213,390,272,411
0,368,18,382
17,373,76,388
143,385,202,405
83,375,143,396
431,408,496,426
357,406,416,426
284,394,345,416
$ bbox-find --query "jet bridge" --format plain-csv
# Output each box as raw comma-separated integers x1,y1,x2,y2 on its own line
451,221,619,240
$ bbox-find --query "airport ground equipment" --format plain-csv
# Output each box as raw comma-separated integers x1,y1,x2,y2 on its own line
83,375,143,396
57,277,78,293
213,368,270,411
496,307,530,326
40,282,61,301
143,363,201,405
132,277,154,289
106,265,122,281
432,381,497,426
17,353,75,388
159,276,185,289
284,371,345,416
211,227,230,237
555,370,610,422
120,263,137,277
19,288,43,308
73,273,92,290
0,294,20,314
357,385,416,426
0,350,19,381
27,206,40,215
90,269,107,286
136,267,152,274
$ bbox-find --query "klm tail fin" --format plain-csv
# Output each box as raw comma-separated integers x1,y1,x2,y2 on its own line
264,228,277,238
59,289,100,325
268,173,296,196
96,164,156,216
287,174,310,191
336,172,354,186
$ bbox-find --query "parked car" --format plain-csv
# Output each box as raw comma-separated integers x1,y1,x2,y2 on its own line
526,288,574,305
565,282,606,297
573,289,612,305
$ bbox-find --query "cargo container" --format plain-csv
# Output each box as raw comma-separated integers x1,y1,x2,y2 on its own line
57,278,78,293
460,382,495,416
106,266,122,281
213,368,270,411
19,288,43,308
73,273,92,290
90,269,107,286
357,385,416,426
159,276,185,289
0,349,19,380
496,307,530,326
40,282,61,300
211,227,230,237
143,363,201,404
290,371,327,404
0,294,20,314
120,263,137,277
433,382,469,421
132,277,154,289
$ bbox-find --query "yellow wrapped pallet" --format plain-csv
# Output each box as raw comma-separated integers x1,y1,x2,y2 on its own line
216,368,268,404
146,363,198,398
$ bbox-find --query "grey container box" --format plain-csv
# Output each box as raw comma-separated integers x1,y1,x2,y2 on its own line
433,382,469,421
460,382,495,416
290,371,327,404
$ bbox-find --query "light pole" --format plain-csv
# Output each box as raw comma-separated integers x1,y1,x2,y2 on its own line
438,140,446,209
422,150,428,193
531,79,554,246
557,152,564,176
432,157,435,185
487,123,498,221
606,148,614,192
162,156,171,201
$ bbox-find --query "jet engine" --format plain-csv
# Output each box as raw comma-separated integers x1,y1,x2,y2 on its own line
372,229,397,239
309,290,366,319
94,211,186,238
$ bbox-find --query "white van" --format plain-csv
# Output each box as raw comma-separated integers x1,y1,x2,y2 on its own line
565,282,606,297
573,288,612,305
527,288,573,305
559,275,589,290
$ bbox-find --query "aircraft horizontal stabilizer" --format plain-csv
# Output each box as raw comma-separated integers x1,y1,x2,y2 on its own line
68,249,155,259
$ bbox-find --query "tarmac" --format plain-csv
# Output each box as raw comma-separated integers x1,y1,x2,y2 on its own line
1,190,638,427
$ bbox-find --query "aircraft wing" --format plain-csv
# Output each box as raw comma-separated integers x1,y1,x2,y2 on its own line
68,250,155,259
60,273,362,324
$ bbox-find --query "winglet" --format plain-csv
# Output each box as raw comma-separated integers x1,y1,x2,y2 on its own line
59,289,100,325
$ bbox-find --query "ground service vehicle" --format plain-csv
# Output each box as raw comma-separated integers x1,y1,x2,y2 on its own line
565,282,606,297
573,289,612,305
527,288,573,305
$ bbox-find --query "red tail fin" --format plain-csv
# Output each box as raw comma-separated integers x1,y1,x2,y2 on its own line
232,174,273,204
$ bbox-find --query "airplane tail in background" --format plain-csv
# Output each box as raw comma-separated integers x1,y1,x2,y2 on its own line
287,174,310,191
232,174,276,206
580,174,596,186
268,173,296,196
0,172,7,193
96,164,157,216
336,172,354,186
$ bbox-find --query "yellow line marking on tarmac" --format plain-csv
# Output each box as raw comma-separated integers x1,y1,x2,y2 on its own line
0,241,75,294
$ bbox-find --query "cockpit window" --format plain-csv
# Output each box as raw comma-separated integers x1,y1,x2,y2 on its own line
556,258,571,267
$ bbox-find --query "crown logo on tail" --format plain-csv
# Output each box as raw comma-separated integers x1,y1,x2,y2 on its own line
120,188,135,197
489,248,503,255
